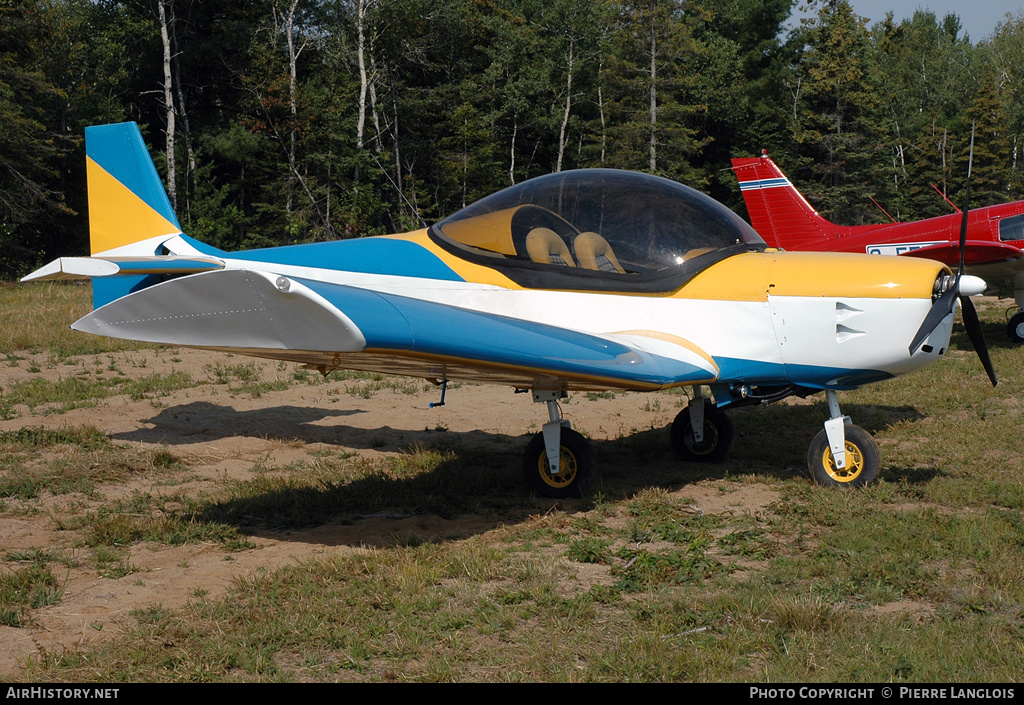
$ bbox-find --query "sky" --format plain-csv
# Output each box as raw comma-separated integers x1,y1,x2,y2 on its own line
788,1,1023,42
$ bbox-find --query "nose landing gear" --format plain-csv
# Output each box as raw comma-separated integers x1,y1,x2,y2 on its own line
806,390,880,487
668,387,881,488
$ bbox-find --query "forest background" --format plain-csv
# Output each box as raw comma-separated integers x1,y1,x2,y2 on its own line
3,0,1024,279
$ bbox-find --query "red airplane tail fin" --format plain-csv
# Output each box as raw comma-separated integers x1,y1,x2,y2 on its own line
730,153,835,248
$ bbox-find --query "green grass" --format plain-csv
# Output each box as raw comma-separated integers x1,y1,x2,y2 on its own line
0,562,67,627
0,371,194,415
0,425,186,500
0,282,154,357
79,492,255,551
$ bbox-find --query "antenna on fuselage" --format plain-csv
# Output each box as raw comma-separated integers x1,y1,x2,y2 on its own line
929,183,962,213
370,152,428,229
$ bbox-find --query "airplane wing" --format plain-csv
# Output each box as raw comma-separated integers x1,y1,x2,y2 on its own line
70,268,719,391
899,241,1023,267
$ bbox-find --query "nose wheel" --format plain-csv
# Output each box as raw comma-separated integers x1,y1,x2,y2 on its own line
807,390,880,487
807,424,879,487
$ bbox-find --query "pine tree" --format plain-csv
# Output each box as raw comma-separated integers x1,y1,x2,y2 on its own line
786,0,886,224
0,0,76,275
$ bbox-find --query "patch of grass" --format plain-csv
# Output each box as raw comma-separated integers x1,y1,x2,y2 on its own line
0,427,186,500
0,282,154,357
93,545,138,579
716,528,772,559
613,539,724,591
120,371,194,400
338,372,423,399
0,563,67,627
204,361,291,397
80,492,254,551
205,361,260,385
0,426,109,450
0,371,193,414
566,536,613,564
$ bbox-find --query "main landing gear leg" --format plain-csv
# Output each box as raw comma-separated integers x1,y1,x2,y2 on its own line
670,385,733,463
807,390,880,488
1007,291,1024,343
522,391,593,498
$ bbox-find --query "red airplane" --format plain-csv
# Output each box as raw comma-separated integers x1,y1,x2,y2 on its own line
731,152,1024,342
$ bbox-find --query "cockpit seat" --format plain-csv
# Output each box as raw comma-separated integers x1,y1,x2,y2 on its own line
525,227,576,266
573,231,626,273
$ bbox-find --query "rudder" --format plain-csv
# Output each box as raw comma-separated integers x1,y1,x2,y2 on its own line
731,153,834,249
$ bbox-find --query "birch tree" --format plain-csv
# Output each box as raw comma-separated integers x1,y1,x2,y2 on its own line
157,0,176,209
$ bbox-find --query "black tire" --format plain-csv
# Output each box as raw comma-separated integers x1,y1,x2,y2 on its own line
523,428,593,498
807,424,880,488
670,400,733,464
1007,311,1024,344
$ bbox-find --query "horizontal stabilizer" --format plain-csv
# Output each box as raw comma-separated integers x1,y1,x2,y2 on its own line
21,256,225,282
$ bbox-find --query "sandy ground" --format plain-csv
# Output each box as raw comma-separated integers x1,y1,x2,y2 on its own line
0,346,781,675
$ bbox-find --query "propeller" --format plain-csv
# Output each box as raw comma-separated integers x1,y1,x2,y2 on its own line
908,123,997,387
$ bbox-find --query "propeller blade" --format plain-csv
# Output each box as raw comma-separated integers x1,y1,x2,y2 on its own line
908,284,957,355
956,123,974,280
953,123,996,384
959,295,997,386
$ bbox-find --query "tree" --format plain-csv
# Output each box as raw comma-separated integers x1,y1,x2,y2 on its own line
786,0,886,224
871,9,975,220
603,0,710,184
963,69,1014,206
689,0,794,204
0,0,76,275
989,11,1024,199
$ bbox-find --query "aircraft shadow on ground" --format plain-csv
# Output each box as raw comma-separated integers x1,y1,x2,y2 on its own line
110,401,368,446
121,400,935,547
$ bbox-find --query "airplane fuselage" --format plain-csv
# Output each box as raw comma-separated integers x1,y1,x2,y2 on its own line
72,230,954,403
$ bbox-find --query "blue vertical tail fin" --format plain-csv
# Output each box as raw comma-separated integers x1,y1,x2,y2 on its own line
85,122,182,256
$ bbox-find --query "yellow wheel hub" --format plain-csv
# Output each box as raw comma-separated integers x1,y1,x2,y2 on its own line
821,441,865,483
537,447,578,489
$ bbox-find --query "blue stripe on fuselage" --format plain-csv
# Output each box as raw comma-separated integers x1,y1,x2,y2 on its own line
296,278,712,386
714,356,892,391
228,238,464,281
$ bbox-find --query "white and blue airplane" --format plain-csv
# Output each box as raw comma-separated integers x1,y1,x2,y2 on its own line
23,123,994,496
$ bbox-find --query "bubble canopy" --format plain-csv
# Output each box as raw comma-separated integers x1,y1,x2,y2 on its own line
431,169,765,290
